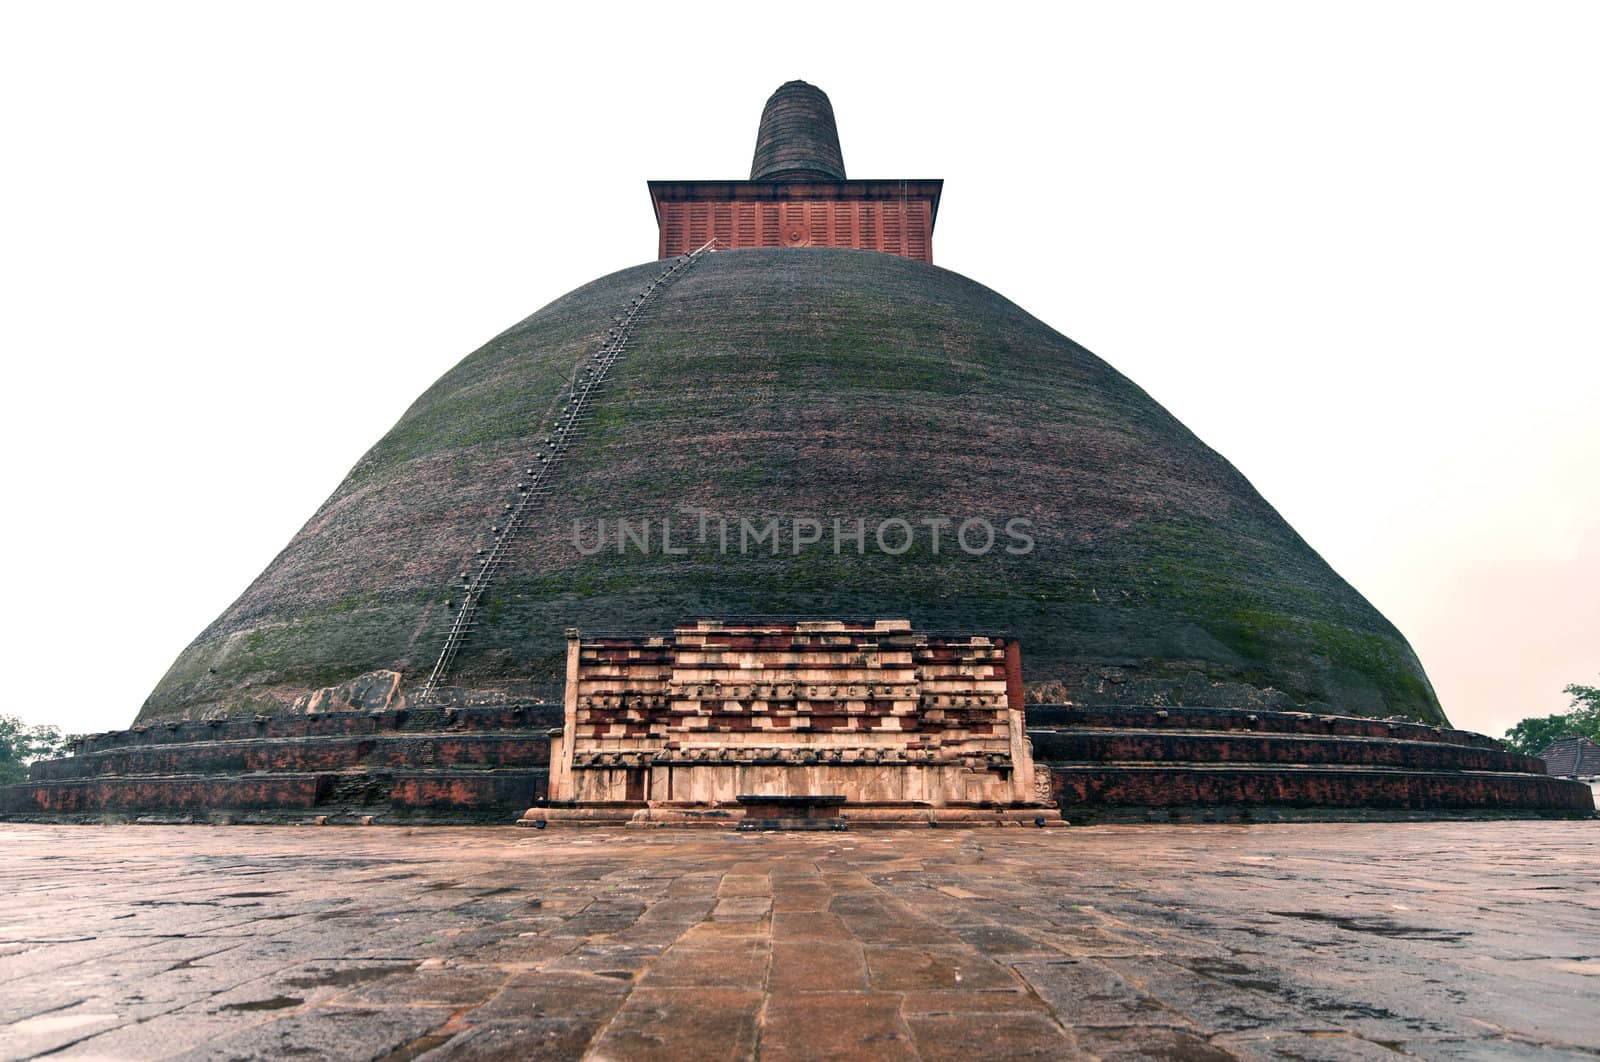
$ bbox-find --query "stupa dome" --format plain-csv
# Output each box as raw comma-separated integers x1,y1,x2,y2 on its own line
138,247,1443,724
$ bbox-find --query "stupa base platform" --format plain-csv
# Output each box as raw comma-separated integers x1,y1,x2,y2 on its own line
4,700,1591,825
0,705,558,825
517,799,1066,830
1030,705,1595,822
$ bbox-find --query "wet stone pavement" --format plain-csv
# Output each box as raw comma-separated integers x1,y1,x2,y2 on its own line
0,822,1597,1060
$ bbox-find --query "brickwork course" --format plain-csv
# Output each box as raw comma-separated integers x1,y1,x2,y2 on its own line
2,822,1598,1060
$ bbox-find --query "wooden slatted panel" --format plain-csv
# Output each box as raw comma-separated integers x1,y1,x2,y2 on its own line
662,204,687,257
859,202,878,251
713,203,733,247
687,204,709,248
760,204,781,247
906,201,929,262
883,202,904,258
736,203,757,247
807,201,830,247
833,201,855,248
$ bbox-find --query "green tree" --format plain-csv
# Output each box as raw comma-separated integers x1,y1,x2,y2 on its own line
0,714,79,785
1564,682,1600,713
1502,680,1600,756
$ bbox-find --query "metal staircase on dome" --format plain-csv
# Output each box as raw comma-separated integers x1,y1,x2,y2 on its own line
417,239,720,699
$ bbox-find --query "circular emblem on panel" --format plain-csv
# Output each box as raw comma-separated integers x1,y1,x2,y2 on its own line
781,221,812,247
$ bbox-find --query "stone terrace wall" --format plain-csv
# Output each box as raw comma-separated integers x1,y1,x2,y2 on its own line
554,620,1036,807
1,706,559,824
1028,704,1594,820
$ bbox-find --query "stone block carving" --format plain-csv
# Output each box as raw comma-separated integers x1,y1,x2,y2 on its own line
537,619,1054,823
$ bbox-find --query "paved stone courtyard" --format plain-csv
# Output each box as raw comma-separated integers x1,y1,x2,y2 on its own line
1,822,1596,1060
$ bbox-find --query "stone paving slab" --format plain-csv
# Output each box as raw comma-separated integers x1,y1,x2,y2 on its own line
0,822,1596,1059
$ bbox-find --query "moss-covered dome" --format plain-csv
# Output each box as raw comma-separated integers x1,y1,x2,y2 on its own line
138,248,1444,724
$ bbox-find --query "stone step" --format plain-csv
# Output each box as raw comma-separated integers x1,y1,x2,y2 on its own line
1023,705,1497,748
74,704,565,755
737,818,849,831
1030,729,1542,774
1047,764,1594,813
521,801,1067,830
0,768,548,824
32,732,554,781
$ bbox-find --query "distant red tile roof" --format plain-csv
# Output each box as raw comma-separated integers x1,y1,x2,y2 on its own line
1538,736,1600,778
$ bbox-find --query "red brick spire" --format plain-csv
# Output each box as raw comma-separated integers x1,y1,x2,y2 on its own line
649,82,941,261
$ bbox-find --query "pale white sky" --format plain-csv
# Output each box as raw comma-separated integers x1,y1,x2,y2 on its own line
1,2,1594,740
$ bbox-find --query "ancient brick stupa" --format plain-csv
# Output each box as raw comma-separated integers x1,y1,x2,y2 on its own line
3,82,1590,824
